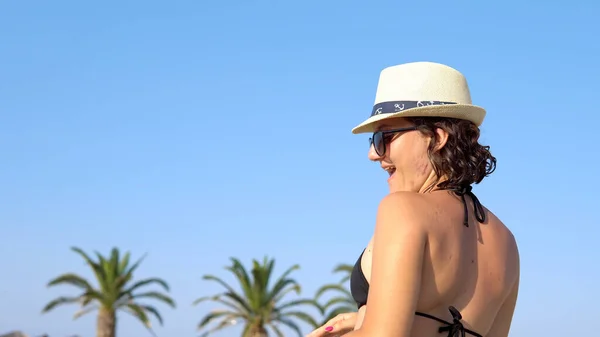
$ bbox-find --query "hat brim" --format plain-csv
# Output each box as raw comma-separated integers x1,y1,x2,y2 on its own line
351,104,486,134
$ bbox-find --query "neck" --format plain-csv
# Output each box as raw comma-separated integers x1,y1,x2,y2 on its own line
418,172,448,194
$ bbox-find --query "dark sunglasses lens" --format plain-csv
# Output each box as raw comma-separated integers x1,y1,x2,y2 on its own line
372,131,384,155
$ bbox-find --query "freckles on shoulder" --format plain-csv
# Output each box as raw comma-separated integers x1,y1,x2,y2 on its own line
356,193,429,337
373,192,430,246
375,192,430,235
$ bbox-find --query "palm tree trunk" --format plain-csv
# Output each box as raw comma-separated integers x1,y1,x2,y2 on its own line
97,308,116,337
246,324,268,337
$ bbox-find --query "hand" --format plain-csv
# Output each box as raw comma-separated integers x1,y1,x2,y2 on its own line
306,312,357,337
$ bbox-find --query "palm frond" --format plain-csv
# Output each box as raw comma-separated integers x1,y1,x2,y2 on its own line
118,251,131,275
198,312,241,337
272,284,301,303
44,247,173,334
269,323,285,337
126,291,175,308
315,283,351,299
72,304,99,319
193,294,248,314
313,267,356,326
276,299,321,313
100,249,116,286
80,289,105,307
41,296,80,313
121,277,170,296
70,247,109,295
240,324,252,337
226,258,255,309
46,273,93,291
276,317,304,337
122,252,148,285
279,310,320,329
192,295,213,305
266,264,300,304
196,257,320,337
123,303,156,337
321,296,354,312
200,274,252,313
268,278,300,305
321,305,357,323
332,263,353,283
139,304,164,326
197,310,241,330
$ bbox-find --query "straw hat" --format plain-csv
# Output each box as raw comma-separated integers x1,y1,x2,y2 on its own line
351,61,486,134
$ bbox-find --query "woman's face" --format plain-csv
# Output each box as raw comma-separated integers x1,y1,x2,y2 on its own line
367,118,438,193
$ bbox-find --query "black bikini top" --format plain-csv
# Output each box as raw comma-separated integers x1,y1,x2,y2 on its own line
349,185,485,337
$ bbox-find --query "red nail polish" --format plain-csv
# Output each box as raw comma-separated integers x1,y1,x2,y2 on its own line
325,326,333,331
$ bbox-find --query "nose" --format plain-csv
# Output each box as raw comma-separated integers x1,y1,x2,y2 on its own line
368,143,382,162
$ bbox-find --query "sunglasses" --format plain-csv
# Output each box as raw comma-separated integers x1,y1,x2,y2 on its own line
369,126,418,157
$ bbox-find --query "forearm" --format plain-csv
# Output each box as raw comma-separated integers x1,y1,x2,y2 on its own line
343,328,411,337
341,329,366,337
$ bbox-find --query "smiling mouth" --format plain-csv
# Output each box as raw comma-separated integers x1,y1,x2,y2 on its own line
384,167,396,177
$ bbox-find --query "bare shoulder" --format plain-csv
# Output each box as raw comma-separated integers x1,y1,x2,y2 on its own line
481,209,521,302
360,192,432,336
375,192,432,233
485,209,520,259
377,191,431,216
376,191,454,233
476,210,520,337
485,216,520,337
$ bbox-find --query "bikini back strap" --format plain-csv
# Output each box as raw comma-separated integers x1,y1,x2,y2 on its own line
452,185,486,227
416,306,483,337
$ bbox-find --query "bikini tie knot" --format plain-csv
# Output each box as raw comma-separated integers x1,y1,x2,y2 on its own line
451,185,485,227
438,306,467,337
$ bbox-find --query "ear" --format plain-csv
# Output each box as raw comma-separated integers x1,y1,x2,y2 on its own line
432,126,449,152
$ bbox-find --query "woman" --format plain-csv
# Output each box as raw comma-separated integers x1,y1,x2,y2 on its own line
308,62,519,337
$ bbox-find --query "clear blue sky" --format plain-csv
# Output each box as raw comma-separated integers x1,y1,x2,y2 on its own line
1,1,598,336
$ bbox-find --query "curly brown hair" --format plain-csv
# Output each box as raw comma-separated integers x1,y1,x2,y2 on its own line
405,117,497,192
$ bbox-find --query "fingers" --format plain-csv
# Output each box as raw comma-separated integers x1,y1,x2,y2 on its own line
325,314,355,336
306,313,355,337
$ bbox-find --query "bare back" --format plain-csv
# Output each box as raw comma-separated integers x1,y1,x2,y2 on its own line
355,191,519,336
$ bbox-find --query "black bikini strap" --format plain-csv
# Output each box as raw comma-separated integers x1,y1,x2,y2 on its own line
416,306,483,337
452,185,486,227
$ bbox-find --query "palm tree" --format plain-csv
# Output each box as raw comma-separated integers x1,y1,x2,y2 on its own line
41,247,176,337
314,263,357,323
193,256,320,337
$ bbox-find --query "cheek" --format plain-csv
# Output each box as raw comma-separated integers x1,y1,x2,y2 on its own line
416,138,432,173
394,136,431,174
415,151,431,175
390,137,427,168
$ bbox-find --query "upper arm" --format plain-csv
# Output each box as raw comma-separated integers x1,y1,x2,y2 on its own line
487,248,520,337
354,305,367,330
356,193,428,337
